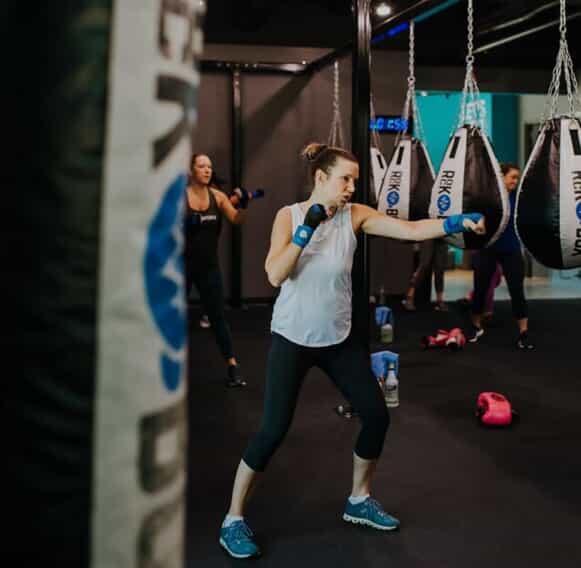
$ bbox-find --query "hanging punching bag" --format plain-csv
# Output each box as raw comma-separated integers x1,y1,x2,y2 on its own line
429,124,509,249
6,1,204,566
377,136,435,220
374,23,434,221
371,146,388,203
516,117,581,269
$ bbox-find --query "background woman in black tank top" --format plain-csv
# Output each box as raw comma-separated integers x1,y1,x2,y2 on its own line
184,153,257,387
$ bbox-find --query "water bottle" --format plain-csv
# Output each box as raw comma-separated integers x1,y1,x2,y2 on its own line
378,286,386,306
383,361,399,408
380,322,393,344
380,308,394,344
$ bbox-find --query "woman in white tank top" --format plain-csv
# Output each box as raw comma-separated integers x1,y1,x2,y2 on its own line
219,143,486,559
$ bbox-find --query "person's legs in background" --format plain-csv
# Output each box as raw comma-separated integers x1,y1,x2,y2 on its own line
192,268,247,386
498,251,534,349
403,240,435,311
432,239,448,311
482,263,503,323
469,250,499,342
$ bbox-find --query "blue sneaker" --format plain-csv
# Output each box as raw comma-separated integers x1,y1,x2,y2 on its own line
219,520,260,559
343,497,400,531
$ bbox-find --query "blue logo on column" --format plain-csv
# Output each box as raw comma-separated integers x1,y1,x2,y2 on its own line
438,194,451,213
387,191,400,207
144,172,187,392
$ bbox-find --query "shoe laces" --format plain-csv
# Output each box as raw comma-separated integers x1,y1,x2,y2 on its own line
367,498,389,518
229,520,253,541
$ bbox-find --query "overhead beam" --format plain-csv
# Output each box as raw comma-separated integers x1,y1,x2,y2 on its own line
477,1,560,36
200,60,306,75
474,10,581,55
307,0,450,73
199,0,461,77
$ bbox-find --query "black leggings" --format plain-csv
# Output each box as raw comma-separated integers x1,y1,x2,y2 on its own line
472,248,528,319
188,268,234,360
243,333,390,472
410,239,447,294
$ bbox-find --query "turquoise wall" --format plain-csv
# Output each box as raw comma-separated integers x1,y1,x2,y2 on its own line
415,91,493,171
415,91,519,170
491,93,519,165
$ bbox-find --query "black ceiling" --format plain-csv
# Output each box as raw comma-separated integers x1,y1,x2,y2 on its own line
203,0,581,69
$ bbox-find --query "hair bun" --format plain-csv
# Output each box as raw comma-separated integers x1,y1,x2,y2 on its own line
302,143,328,162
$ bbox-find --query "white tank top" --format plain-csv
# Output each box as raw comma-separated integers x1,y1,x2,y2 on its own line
271,203,358,347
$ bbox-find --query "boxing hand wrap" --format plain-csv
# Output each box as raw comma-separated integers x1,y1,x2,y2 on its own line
292,224,315,247
232,188,265,209
292,203,327,248
443,213,483,235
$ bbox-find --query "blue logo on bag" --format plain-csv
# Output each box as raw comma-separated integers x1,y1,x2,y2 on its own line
438,194,451,213
577,201,581,222
144,172,187,392
387,191,400,207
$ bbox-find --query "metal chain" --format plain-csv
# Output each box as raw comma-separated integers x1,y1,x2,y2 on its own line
458,0,486,132
544,0,580,121
398,21,414,144
408,20,416,91
466,0,474,67
370,95,382,149
328,61,345,147
396,21,428,146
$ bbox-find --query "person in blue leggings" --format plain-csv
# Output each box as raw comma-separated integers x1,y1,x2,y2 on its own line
218,142,486,558
467,163,534,350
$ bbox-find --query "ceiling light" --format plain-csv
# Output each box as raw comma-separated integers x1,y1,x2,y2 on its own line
375,2,392,18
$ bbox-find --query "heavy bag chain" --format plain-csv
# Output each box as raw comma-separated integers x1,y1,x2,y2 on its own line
369,29,381,151
543,0,580,122
397,21,427,146
458,0,486,133
328,60,345,148
370,94,382,151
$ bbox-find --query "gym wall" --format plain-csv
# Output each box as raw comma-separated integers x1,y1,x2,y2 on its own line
194,45,413,301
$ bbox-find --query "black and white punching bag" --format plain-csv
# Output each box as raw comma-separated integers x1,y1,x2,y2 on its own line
429,125,509,249
376,137,435,220
516,117,581,269
6,1,203,566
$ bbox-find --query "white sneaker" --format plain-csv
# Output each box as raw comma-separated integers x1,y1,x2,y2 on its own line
467,325,484,343
199,315,211,329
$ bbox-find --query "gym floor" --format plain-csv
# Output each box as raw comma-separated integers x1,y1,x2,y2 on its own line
186,297,581,567
445,268,581,302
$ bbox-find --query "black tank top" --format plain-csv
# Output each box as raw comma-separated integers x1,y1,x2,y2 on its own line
184,187,223,274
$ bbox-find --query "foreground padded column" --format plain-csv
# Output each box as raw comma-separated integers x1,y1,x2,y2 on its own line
6,1,204,566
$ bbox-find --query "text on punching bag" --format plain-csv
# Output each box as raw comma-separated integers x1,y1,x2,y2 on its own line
574,171,581,256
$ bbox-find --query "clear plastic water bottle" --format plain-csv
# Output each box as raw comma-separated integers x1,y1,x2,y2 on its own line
378,286,386,306
380,322,393,343
383,361,399,408
380,309,394,344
